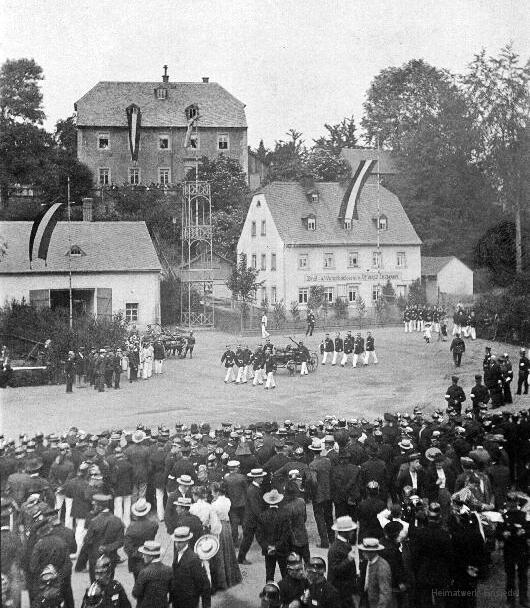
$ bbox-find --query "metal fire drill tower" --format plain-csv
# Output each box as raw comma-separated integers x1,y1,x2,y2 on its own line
180,178,214,327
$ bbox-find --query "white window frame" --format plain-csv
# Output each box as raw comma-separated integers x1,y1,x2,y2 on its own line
324,287,334,303
98,133,110,150
344,219,352,230
98,168,110,186
261,254,267,271
251,221,256,237
156,88,168,100
396,251,407,268
323,252,335,269
378,216,388,230
158,134,170,150
311,193,319,203
347,284,359,303
261,220,266,236
251,254,257,269
271,286,277,303
298,288,308,304
348,251,359,268
260,286,267,302
372,285,382,302
125,302,139,322
129,167,140,185
372,251,382,269
307,217,316,231
298,254,308,269
158,167,171,185
218,133,229,150
396,284,407,298
271,253,277,271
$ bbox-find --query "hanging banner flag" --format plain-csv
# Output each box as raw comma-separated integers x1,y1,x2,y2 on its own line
29,202,64,265
184,113,200,148
339,159,377,221
126,104,141,161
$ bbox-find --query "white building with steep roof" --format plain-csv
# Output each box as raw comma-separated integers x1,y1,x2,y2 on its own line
0,221,162,329
237,157,422,310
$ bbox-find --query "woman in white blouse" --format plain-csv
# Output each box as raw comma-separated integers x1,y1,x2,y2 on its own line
209,481,242,591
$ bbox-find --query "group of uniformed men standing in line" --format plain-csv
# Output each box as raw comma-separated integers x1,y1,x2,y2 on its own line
320,332,378,367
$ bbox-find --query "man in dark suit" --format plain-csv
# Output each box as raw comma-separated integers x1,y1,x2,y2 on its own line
76,494,124,582
132,541,172,608
124,499,159,581
171,526,211,608
238,468,266,565
327,516,358,608
450,333,465,367
223,460,247,546
445,376,466,415
166,497,203,546
301,557,340,607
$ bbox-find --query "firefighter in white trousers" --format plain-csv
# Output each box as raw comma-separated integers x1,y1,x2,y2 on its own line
298,341,310,376
264,353,276,389
221,346,236,383
332,333,343,366
322,334,334,365
341,332,353,366
364,332,378,364
352,333,364,367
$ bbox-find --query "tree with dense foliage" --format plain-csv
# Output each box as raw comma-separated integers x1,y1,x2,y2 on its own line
0,58,45,123
474,220,517,286
313,115,358,153
226,254,264,331
266,129,308,182
461,44,530,273
306,148,351,182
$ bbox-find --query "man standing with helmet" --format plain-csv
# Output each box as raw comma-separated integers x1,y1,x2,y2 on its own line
517,348,529,395
80,554,131,608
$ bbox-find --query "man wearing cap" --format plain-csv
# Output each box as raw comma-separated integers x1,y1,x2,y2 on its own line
64,350,76,393
357,537,392,608
322,334,334,365
308,439,334,549
238,468,266,565
23,458,55,507
485,355,504,408
278,552,308,607
124,499,159,581
306,308,316,337
49,443,75,529
352,332,365,368
76,494,124,582
327,516,358,608
124,430,150,503
110,447,134,527
357,481,386,541
132,540,172,608
449,332,465,367
63,463,92,552
500,353,514,404
256,488,290,582
445,376,466,416
410,502,454,607
95,349,107,392
81,554,131,608
517,348,529,396
221,345,236,383
470,374,490,418
224,461,247,546
301,557,340,607
171,526,211,608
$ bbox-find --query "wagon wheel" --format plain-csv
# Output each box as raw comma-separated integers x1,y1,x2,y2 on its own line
308,352,319,372
286,360,297,376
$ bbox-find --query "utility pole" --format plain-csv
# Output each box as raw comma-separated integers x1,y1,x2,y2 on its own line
67,176,73,329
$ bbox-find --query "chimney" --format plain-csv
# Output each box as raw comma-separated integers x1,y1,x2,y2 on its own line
82,197,93,222
202,77,209,83
162,65,169,83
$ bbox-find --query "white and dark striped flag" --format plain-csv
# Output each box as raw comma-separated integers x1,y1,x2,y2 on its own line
29,202,64,265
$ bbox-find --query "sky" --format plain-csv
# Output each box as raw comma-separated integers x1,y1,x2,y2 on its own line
1,0,529,149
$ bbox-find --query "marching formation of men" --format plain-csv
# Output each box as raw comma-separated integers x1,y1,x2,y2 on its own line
320,331,378,367
2,394,529,608
221,339,287,388
403,304,479,343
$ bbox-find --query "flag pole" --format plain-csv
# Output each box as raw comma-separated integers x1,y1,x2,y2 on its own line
67,176,73,329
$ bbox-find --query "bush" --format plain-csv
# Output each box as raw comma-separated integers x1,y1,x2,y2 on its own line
0,300,128,381
272,300,287,329
333,297,349,319
290,300,301,322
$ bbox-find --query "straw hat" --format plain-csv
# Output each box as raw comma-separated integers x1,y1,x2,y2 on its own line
194,534,220,560
138,541,161,556
131,498,151,517
263,489,284,505
357,537,384,552
132,430,146,444
176,475,194,486
247,468,267,478
173,526,193,542
331,515,357,532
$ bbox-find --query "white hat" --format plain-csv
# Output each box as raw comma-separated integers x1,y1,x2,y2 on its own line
176,474,194,486
173,526,193,542
132,430,146,444
332,515,358,532
194,534,220,560
131,498,151,517
138,540,161,556
247,468,267,478
357,537,384,552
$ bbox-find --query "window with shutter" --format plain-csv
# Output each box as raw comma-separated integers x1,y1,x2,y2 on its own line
96,288,112,320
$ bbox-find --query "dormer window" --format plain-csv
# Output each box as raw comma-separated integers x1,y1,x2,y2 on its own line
307,217,316,231
378,215,388,230
344,219,352,230
186,104,199,120
66,245,85,257
311,192,319,204
156,88,168,100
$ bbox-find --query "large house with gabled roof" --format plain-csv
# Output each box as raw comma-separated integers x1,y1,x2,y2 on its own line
75,67,247,187
0,221,162,329
237,154,422,310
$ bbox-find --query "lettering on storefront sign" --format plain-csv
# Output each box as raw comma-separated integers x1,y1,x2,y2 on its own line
305,273,401,282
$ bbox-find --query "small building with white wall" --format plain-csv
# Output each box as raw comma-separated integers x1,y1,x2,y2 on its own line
0,221,162,329
237,155,422,311
421,256,473,304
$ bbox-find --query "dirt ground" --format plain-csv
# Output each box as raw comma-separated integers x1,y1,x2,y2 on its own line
1,326,526,606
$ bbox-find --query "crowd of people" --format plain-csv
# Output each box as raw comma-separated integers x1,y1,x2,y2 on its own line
61,332,196,394
403,305,480,344
2,383,529,608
